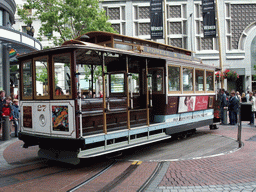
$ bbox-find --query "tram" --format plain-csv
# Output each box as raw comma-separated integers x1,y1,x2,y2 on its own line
18,32,216,164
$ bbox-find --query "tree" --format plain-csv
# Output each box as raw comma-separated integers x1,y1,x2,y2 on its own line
18,0,116,46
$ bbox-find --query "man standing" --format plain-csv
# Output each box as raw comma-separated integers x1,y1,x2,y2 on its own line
220,89,227,124
228,91,239,125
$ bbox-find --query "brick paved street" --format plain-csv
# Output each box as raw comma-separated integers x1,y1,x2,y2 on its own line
1,122,256,192
153,123,256,192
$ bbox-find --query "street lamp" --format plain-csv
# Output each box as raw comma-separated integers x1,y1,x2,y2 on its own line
26,23,35,37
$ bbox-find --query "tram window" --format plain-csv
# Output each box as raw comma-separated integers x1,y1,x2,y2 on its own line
110,74,125,94
34,56,49,98
149,69,163,93
168,66,180,92
53,53,72,98
130,73,140,94
183,68,193,92
206,71,214,91
22,60,33,99
195,69,204,91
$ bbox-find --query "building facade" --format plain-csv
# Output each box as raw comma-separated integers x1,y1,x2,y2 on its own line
101,0,256,93
0,0,42,96
12,0,256,93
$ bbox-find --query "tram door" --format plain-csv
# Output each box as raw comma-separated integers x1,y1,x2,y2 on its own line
147,67,165,115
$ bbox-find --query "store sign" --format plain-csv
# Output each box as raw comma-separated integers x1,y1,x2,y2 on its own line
150,0,163,39
202,0,216,38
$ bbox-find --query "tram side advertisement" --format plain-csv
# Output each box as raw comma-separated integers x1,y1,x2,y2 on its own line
178,96,209,113
23,106,32,128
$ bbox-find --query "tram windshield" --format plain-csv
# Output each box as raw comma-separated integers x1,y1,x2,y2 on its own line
53,53,72,99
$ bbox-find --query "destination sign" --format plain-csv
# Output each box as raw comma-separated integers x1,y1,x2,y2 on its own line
142,46,202,62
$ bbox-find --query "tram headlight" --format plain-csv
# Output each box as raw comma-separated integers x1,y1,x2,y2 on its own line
39,114,46,127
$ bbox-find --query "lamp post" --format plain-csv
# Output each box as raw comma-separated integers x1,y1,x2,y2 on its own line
26,23,35,37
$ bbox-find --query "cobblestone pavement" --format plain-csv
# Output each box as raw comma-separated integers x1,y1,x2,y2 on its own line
152,122,256,192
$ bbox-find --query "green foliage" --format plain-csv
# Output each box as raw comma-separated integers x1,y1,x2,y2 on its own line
18,0,116,46
36,67,48,83
10,65,18,72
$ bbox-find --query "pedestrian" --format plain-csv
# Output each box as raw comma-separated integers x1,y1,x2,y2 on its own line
12,99,19,137
1,96,13,120
220,89,227,124
241,92,247,102
249,92,256,125
228,91,239,125
246,91,250,102
236,91,241,102
0,90,6,132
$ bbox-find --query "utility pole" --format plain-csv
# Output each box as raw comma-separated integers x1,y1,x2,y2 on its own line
215,0,224,88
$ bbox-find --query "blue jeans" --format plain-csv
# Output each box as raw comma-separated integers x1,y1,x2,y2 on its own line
229,110,237,125
250,112,255,125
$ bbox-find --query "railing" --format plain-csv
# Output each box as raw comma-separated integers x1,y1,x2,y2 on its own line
0,26,42,51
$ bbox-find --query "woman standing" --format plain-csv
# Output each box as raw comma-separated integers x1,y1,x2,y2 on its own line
249,92,256,125
241,92,247,102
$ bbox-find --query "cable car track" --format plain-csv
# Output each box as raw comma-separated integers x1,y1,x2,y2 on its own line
67,160,117,192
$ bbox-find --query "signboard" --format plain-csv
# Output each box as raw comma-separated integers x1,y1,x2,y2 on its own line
194,96,209,111
178,96,209,113
143,46,202,62
167,96,179,114
202,0,216,38
23,106,32,128
178,96,196,113
150,0,163,39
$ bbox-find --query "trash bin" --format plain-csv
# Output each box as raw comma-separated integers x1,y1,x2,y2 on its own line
240,103,252,121
223,107,228,125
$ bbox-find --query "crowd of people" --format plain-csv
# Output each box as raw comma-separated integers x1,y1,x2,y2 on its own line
0,90,19,137
218,89,256,126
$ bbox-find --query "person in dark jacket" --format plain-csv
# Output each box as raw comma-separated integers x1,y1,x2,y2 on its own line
12,99,19,137
228,91,240,125
220,89,228,124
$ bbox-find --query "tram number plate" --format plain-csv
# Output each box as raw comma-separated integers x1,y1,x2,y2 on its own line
37,105,46,112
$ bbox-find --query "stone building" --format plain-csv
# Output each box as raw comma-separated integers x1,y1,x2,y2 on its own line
13,0,256,93
100,0,256,93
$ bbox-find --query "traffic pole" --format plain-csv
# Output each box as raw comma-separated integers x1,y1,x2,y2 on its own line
2,116,10,141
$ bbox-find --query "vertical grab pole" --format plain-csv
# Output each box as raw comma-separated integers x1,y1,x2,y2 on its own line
126,55,131,130
102,53,107,134
146,59,150,126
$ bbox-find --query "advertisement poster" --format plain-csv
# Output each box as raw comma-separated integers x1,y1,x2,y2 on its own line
195,96,209,111
52,106,69,131
23,106,32,128
178,96,209,113
178,96,196,113
167,96,179,114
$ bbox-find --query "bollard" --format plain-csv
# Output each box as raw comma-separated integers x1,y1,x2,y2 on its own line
223,107,228,125
2,116,10,141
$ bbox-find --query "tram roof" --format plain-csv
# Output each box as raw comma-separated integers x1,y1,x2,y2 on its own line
17,35,216,70
75,31,193,56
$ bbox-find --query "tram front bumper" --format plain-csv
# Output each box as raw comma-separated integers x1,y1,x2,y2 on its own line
18,132,85,150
